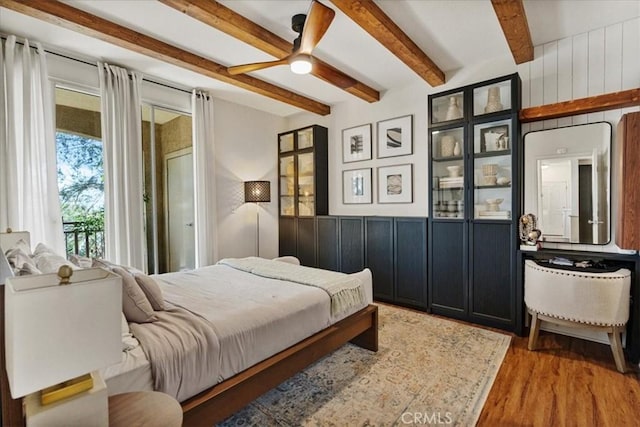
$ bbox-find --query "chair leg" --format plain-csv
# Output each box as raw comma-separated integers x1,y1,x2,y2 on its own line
528,312,541,351
608,326,627,373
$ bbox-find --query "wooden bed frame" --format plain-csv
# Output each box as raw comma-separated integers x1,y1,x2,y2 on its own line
181,304,378,426
0,250,378,427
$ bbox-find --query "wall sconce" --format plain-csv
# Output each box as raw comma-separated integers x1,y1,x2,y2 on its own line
244,180,271,257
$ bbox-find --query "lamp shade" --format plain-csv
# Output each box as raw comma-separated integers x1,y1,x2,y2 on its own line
5,268,122,398
244,180,271,203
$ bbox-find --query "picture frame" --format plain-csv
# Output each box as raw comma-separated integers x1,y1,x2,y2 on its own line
377,164,413,204
342,124,372,163
480,124,509,152
343,168,373,204
377,115,413,158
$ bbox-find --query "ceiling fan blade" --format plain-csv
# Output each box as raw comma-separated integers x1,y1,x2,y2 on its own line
298,1,336,54
227,57,290,75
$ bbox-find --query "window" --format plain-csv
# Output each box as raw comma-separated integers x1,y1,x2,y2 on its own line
55,87,105,258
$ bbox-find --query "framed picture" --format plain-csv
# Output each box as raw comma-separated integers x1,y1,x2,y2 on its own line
377,115,413,158
342,124,372,163
480,124,509,152
377,164,413,204
343,168,373,204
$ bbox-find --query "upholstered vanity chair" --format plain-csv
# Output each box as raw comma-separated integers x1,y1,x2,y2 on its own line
524,260,631,373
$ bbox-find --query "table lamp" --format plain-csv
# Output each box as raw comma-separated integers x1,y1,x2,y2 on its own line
5,266,122,426
244,180,271,257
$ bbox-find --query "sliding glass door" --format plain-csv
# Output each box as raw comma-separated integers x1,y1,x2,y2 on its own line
141,104,194,273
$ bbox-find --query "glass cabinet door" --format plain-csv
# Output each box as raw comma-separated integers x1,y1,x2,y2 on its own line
297,152,314,217
279,133,294,153
297,127,314,150
430,90,465,124
473,119,512,220
472,80,512,117
279,155,295,216
431,127,465,219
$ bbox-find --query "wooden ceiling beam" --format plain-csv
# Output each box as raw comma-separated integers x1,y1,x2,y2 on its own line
0,0,331,115
491,0,534,64
329,0,445,87
159,0,380,103
520,88,640,122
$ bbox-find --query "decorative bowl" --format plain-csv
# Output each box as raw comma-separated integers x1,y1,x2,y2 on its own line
496,176,511,185
446,165,462,177
485,198,503,211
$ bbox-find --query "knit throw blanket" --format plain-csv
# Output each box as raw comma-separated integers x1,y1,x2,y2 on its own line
218,257,365,316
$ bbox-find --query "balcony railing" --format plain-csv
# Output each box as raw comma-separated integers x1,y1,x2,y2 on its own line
63,221,105,259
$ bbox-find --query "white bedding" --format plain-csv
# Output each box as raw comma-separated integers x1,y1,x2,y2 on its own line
103,261,373,399
156,264,367,381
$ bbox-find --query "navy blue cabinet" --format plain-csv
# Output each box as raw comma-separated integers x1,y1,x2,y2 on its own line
428,73,521,332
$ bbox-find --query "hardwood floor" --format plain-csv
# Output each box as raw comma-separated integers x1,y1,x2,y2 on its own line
478,331,640,426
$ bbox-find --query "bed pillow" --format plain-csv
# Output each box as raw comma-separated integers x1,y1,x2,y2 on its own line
5,247,34,270
33,242,59,257
134,273,165,311
18,263,42,276
34,252,76,274
70,254,93,269
112,267,157,324
93,258,144,275
5,238,32,257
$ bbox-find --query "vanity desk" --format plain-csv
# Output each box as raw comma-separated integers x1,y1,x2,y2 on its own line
517,248,640,364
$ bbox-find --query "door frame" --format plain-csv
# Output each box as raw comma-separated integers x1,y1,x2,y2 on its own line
164,147,194,271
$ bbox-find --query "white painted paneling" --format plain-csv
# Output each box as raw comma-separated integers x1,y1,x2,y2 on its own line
622,18,640,89
520,17,640,254
557,38,573,127
604,23,623,94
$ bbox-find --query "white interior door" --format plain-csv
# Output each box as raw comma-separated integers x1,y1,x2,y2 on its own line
166,149,195,272
540,181,569,237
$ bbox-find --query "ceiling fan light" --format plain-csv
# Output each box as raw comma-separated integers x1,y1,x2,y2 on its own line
290,56,312,74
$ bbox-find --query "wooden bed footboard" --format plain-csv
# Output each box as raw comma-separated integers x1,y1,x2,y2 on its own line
181,304,379,427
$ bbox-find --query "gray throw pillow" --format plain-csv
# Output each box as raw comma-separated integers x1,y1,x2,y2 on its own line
112,267,157,324
134,273,165,311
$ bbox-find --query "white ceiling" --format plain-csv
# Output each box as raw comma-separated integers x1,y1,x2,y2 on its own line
1,0,638,117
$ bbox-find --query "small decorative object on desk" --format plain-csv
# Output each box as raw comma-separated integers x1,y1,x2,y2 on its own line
519,213,542,246
445,96,463,121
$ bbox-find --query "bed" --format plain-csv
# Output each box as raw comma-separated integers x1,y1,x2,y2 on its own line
0,230,378,426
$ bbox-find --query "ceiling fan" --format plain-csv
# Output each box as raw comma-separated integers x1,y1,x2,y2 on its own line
227,1,335,76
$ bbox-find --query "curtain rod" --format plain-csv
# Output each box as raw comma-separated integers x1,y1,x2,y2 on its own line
2,35,193,96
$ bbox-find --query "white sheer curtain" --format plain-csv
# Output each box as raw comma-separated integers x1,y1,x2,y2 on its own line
0,36,64,253
192,90,218,267
98,62,146,270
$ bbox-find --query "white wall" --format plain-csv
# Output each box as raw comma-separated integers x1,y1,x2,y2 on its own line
518,17,640,253
282,17,639,257
214,99,285,260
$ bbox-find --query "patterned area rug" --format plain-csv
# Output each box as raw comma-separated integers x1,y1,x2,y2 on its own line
219,304,511,426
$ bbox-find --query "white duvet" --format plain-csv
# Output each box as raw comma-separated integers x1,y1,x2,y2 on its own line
105,262,372,401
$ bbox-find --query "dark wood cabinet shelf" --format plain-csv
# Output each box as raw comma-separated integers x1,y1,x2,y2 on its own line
278,125,328,266
474,184,511,189
474,149,511,158
432,155,464,162
428,73,521,333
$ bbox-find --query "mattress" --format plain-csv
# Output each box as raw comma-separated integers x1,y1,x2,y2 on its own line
104,262,373,400
102,344,153,395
